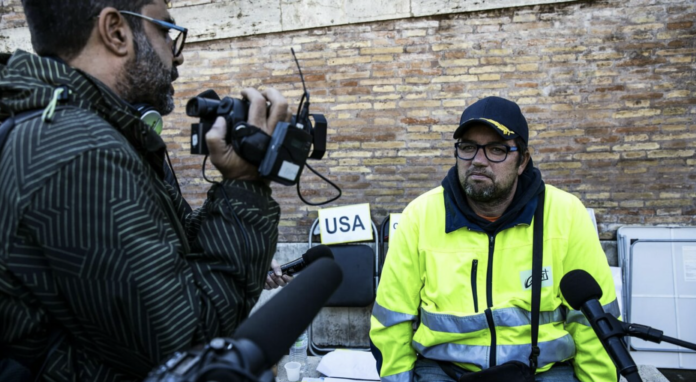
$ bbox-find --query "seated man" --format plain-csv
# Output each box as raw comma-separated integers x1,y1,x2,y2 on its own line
370,97,619,382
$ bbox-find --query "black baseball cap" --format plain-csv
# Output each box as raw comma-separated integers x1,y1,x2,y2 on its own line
453,96,529,143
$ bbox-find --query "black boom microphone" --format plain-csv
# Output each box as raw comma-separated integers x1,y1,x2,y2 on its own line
268,245,334,277
560,269,642,382
144,257,343,382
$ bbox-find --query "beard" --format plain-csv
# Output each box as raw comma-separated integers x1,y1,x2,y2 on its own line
116,31,178,116
460,166,517,203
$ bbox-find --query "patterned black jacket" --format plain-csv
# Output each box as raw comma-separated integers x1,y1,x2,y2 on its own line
0,51,280,381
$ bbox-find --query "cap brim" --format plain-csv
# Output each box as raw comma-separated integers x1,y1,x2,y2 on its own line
453,118,520,140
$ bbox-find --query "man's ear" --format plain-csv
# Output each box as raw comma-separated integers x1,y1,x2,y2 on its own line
517,150,531,175
96,7,132,57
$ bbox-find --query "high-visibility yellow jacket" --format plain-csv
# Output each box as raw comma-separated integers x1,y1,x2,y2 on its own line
370,184,619,382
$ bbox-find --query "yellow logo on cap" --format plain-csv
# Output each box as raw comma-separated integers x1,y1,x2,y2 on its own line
480,118,515,136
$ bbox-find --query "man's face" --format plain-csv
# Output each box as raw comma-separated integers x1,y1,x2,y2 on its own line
456,124,528,203
116,1,182,115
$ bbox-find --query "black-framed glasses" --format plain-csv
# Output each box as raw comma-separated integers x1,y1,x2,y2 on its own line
455,142,518,163
118,10,187,57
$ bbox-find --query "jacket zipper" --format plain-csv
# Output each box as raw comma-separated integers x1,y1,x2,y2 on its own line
486,234,497,368
471,259,479,313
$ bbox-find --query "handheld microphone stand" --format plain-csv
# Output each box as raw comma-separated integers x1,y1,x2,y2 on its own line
622,322,696,351
587,310,696,382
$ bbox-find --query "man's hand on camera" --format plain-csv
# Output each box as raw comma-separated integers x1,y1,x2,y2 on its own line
264,259,293,290
206,88,289,180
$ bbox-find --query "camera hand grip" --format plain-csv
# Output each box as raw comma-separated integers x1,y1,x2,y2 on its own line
229,122,271,166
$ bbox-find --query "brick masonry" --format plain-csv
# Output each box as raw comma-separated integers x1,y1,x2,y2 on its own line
2,0,694,242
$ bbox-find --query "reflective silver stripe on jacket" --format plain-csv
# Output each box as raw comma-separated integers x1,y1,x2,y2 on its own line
413,334,575,370
497,334,575,368
494,306,567,327
420,309,487,333
421,306,567,333
372,301,418,327
381,369,413,382
566,299,620,327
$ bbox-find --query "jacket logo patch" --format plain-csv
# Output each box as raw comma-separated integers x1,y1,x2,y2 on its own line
520,267,553,290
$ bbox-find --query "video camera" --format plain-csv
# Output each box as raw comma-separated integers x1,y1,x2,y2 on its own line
187,49,327,186
144,337,273,382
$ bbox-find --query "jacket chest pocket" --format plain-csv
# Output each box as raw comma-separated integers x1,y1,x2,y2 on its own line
422,250,483,314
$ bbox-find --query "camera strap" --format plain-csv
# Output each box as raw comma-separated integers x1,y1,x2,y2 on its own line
230,121,271,166
529,190,546,372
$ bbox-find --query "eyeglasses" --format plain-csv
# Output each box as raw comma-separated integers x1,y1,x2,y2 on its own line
118,10,187,57
455,142,518,163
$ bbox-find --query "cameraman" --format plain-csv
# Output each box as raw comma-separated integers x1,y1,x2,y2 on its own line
0,0,287,380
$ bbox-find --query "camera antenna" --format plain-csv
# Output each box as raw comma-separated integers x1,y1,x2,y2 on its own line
291,48,310,129
289,48,341,206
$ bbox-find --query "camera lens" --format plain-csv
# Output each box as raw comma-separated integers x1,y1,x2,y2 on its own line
185,99,199,116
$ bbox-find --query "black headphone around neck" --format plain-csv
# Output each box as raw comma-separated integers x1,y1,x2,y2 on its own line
133,103,163,135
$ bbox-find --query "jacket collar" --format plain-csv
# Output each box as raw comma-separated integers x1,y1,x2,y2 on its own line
443,189,538,234
1,50,166,177
2,51,136,125
441,161,544,234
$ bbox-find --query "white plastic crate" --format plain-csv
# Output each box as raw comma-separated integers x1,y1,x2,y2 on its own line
617,226,696,369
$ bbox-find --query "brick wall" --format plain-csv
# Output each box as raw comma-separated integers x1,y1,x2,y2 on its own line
2,0,695,241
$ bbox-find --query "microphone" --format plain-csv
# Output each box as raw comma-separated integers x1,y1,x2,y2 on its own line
560,269,642,382
144,258,343,382
268,245,334,277
236,257,343,372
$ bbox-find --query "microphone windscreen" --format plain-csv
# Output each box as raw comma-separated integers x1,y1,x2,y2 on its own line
560,269,604,310
233,257,343,369
302,245,334,263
